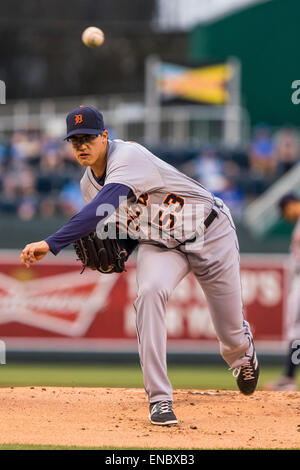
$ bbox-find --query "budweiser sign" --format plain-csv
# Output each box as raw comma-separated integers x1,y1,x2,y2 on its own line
0,268,119,336
0,252,288,345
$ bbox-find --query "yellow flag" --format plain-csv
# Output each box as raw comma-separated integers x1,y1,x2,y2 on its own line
157,63,233,104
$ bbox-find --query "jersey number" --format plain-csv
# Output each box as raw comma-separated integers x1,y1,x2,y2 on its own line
152,193,185,230
127,193,149,232
127,192,185,232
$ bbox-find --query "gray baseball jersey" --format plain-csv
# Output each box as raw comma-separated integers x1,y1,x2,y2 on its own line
80,138,254,403
80,139,214,248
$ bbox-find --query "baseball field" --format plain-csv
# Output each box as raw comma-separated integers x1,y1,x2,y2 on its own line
0,363,299,450
2,0,300,454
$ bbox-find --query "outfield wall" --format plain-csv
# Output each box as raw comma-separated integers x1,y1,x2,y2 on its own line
0,251,290,362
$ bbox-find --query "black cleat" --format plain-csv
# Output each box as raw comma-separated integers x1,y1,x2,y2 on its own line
233,345,259,395
149,400,178,426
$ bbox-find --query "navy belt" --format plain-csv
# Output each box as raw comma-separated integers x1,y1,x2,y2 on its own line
180,204,219,247
204,208,218,229
204,198,222,229
171,198,222,249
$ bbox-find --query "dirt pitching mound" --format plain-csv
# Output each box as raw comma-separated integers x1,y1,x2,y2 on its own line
0,387,299,449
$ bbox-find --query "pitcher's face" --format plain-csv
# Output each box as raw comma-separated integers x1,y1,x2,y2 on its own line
68,130,108,167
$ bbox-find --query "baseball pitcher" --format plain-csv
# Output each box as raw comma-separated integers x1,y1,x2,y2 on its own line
20,106,259,425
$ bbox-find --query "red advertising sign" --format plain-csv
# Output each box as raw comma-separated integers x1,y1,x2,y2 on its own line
0,251,288,351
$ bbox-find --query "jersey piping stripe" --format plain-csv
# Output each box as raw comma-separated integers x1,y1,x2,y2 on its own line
87,171,103,191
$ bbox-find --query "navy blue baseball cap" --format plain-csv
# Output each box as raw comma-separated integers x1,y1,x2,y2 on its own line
64,105,105,140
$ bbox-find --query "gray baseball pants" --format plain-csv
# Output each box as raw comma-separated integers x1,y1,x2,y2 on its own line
133,201,253,404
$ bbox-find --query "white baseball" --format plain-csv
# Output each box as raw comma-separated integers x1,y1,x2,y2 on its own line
81,27,105,48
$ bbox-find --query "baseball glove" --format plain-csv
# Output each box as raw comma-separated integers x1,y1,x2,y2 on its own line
73,229,138,274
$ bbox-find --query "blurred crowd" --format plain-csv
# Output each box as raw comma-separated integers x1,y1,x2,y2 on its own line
177,124,300,219
0,123,299,221
0,131,85,221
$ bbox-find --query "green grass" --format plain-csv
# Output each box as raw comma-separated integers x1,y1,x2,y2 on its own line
0,444,297,450
0,363,298,390
0,444,161,450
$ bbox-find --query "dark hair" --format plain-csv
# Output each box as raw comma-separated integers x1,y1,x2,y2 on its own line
278,192,299,215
